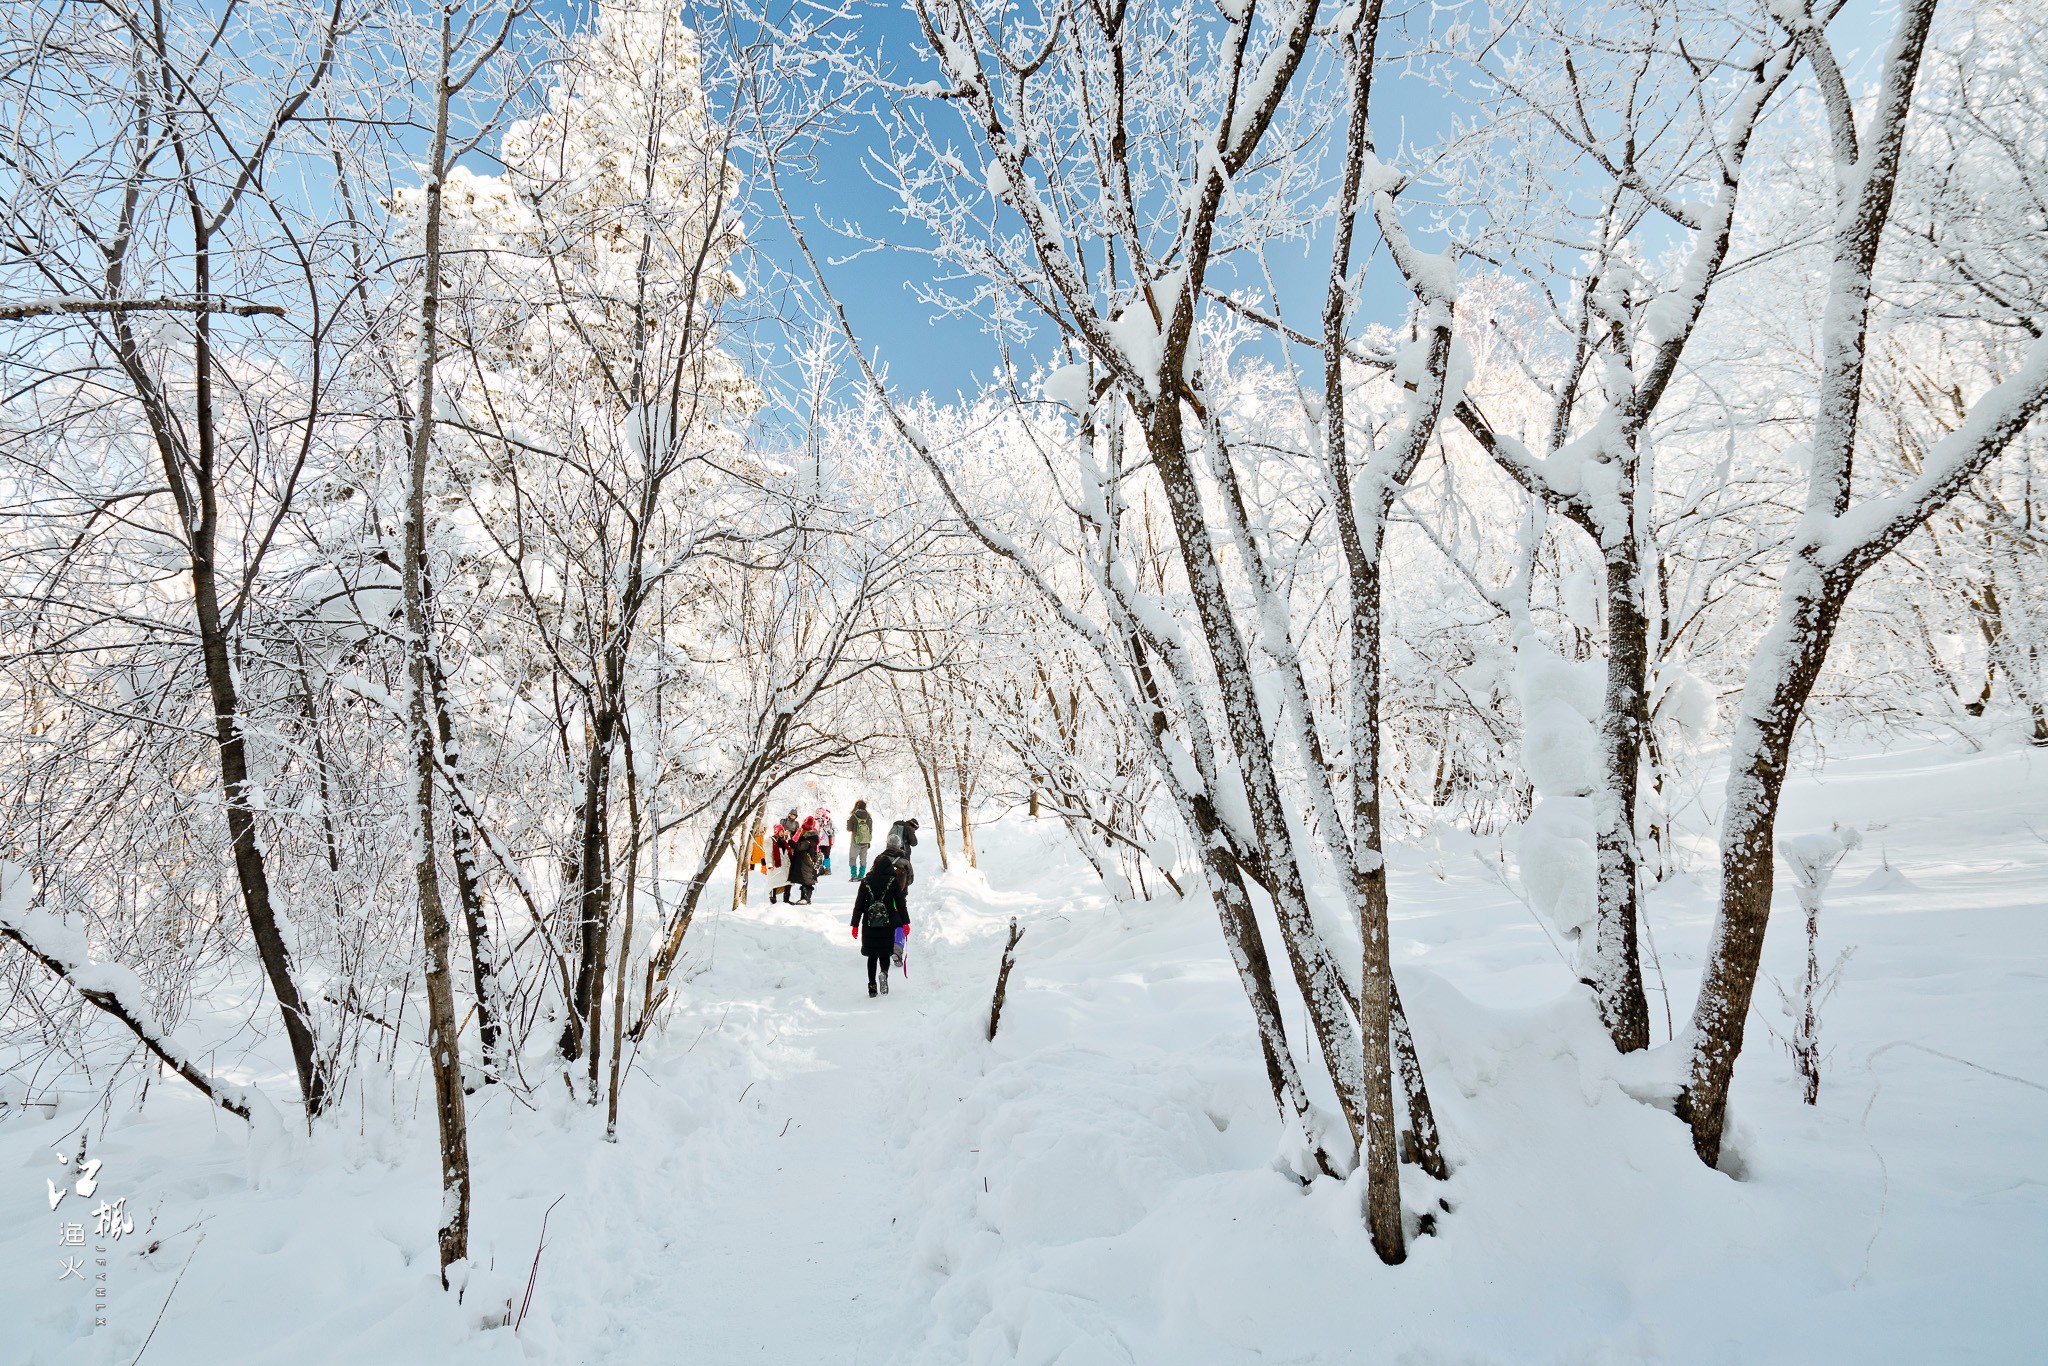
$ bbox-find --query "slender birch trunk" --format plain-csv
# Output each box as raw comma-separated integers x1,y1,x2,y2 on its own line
402,6,470,1281
957,777,977,869
425,611,500,1084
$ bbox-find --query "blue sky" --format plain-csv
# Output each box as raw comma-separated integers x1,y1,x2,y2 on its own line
534,0,1903,406
744,1,1000,403
732,0,1448,404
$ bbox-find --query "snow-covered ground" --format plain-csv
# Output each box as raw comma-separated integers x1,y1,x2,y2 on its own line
5,742,2046,1364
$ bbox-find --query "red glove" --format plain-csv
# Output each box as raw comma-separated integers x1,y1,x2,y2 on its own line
850,927,859,939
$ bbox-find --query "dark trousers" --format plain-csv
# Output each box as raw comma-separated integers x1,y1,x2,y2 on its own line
866,950,892,989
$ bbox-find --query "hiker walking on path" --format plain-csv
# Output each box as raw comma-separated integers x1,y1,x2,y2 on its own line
791,815,822,906
846,800,874,880
850,820,915,997
885,819,918,882
814,806,836,876
883,819,918,970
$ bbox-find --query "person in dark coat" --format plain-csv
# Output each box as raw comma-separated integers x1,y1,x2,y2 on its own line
884,818,919,882
850,838,912,997
791,817,821,905
881,819,919,968
814,807,835,875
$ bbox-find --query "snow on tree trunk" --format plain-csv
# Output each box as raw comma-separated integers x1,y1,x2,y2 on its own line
1681,0,2048,1165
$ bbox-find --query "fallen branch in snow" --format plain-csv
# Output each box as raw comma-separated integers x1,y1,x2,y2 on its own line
0,871,253,1122
986,918,1025,1042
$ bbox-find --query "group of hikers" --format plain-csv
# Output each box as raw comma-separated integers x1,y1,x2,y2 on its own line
748,799,921,998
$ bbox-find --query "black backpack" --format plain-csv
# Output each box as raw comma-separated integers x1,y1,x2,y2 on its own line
857,855,899,929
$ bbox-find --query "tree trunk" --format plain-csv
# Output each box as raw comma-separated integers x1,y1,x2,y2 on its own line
920,753,951,871
403,20,470,1278
156,214,328,1123
585,793,611,1102
1143,404,1379,1210
606,736,644,1140
560,713,617,1061
957,780,977,869
1122,627,1338,1179
1591,542,1653,1053
1388,981,1448,1180
1681,0,1949,1167
634,770,772,1037
1679,584,1846,1165
1313,14,1453,1254
190,539,328,1119
0,918,254,1123
1350,563,1410,1260
427,640,499,1084
1195,815,1340,1180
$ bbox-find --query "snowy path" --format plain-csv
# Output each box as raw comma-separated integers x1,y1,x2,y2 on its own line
6,755,2045,1365
549,861,1012,1365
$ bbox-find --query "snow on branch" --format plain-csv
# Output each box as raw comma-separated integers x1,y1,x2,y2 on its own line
0,866,258,1122
0,296,285,323
1824,333,2048,576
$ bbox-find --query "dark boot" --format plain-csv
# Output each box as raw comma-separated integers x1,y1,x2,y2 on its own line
868,981,878,998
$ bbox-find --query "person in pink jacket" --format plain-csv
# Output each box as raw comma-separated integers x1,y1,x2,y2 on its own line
813,806,836,875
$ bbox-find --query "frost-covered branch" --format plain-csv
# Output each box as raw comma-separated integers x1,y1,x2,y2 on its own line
1,869,256,1122
0,295,286,322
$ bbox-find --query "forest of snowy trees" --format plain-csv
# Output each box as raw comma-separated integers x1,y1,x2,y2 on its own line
2,0,2044,1333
